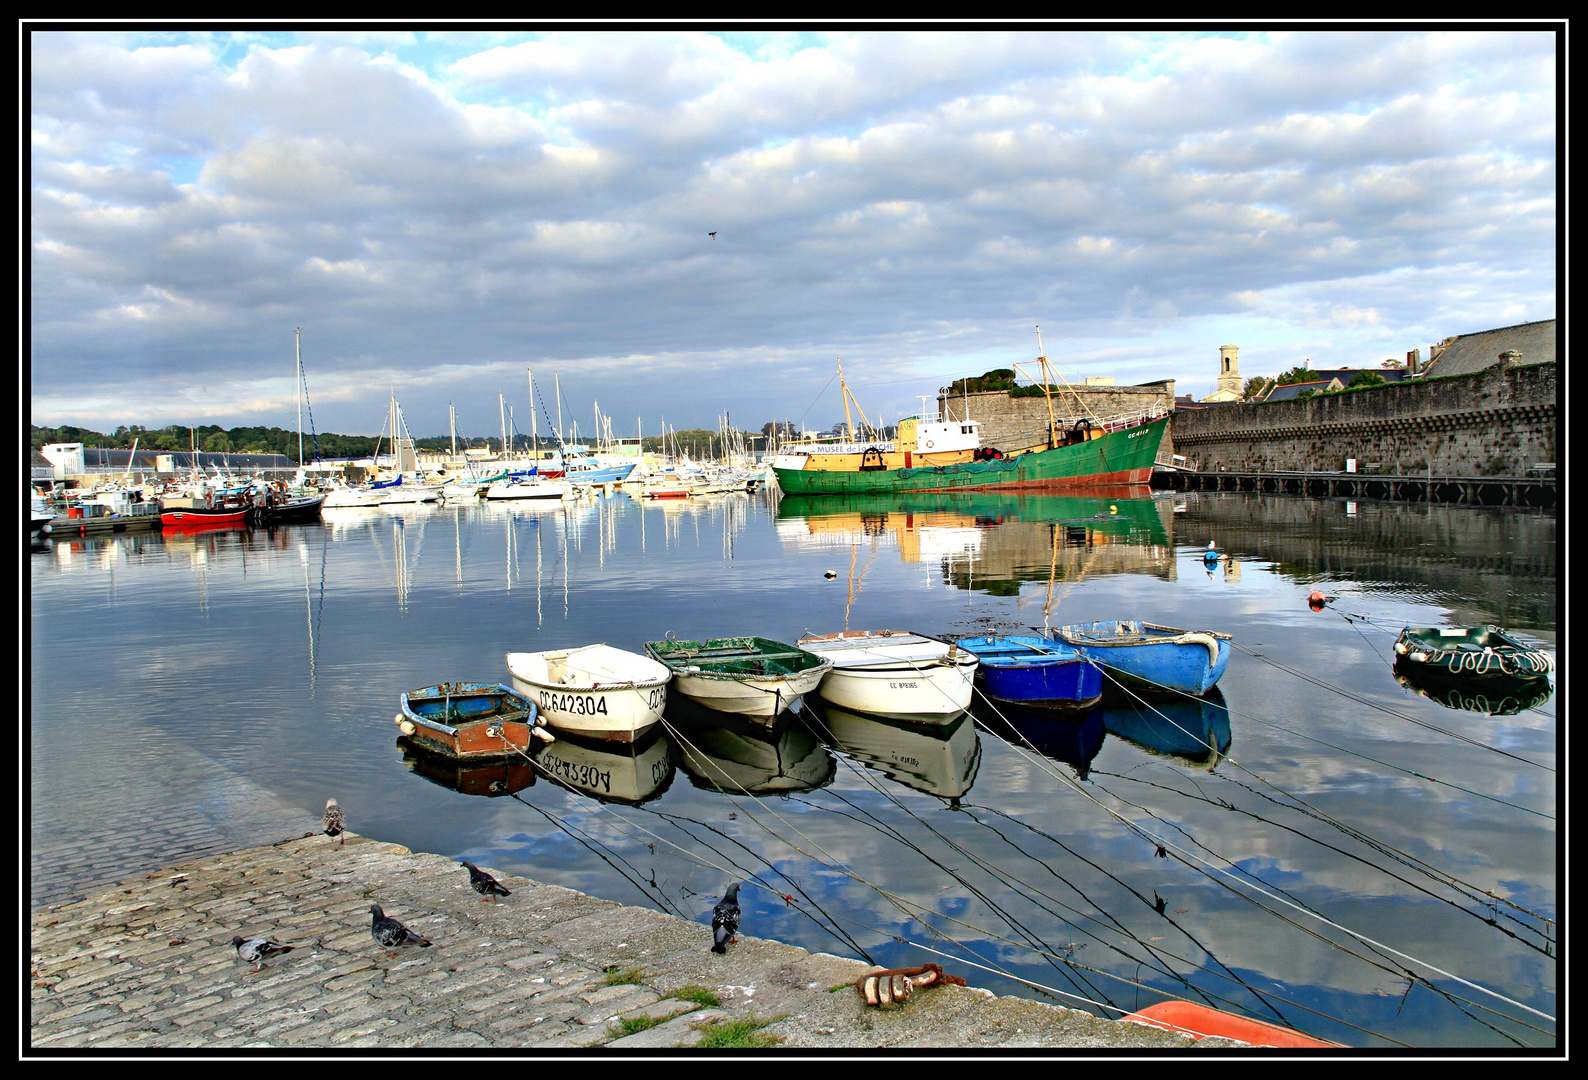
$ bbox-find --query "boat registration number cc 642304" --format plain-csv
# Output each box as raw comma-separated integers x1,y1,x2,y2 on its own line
539,691,610,716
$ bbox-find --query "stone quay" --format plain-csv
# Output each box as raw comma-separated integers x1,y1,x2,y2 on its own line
30,831,1249,1053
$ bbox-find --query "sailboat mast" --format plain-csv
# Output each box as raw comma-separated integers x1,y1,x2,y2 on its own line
295,328,304,467
499,393,508,463
528,369,537,461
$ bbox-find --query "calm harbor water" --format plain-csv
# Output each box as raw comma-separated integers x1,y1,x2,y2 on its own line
28,487,1556,1049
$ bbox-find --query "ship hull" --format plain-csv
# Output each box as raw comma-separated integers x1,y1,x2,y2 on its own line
772,416,1169,495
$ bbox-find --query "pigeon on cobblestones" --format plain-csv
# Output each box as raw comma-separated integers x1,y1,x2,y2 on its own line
322,797,345,846
232,935,295,973
710,883,742,954
462,861,511,902
370,903,432,955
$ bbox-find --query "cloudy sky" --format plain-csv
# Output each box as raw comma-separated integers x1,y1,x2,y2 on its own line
28,26,1558,442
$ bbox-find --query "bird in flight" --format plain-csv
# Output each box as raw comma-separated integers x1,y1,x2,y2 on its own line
708,231,717,239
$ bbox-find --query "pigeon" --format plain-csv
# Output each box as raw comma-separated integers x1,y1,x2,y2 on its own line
710,883,742,954
322,797,345,846
370,903,432,954
232,934,294,973
462,860,511,902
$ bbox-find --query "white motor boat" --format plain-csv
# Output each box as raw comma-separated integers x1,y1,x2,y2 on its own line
506,644,672,742
796,630,978,720
486,476,572,500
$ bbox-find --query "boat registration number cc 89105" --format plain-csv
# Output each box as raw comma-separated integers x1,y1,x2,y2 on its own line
539,691,611,716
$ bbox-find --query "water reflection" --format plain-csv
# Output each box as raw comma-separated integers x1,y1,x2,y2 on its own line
776,489,1175,596
668,703,836,795
1099,687,1233,769
973,699,1107,778
1394,666,1555,718
29,488,1556,1049
802,703,981,799
531,727,675,806
400,742,538,797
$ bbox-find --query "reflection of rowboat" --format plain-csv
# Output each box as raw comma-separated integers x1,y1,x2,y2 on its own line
645,636,831,721
669,703,836,795
398,742,538,798
973,699,1106,777
1046,621,1232,697
804,702,981,799
1394,665,1553,717
1101,687,1232,768
530,727,675,805
797,630,978,721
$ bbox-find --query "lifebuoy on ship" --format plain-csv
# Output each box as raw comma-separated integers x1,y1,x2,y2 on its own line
924,439,934,449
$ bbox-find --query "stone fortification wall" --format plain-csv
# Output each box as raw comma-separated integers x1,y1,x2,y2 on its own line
938,384,1176,455
1169,362,1555,475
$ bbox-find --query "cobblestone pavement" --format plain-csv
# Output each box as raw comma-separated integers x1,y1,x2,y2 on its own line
29,833,1251,1053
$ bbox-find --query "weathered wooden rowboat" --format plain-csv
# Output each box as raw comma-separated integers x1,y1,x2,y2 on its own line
954,634,1102,710
796,630,978,721
396,682,545,760
1045,621,1232,697
506,644,672,743
643,636,832,721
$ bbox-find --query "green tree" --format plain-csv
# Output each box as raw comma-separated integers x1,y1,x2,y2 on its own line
201,431,233,453
1346,372,1386,389
1242,376,1272,400
1276,365,1319,386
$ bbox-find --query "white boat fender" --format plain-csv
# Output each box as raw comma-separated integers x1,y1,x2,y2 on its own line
532,726,557,743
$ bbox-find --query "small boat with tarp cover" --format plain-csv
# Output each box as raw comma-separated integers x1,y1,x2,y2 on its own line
644,636,832,721
1046,620,1232,697
396,682,545,760
1392,625,1553,704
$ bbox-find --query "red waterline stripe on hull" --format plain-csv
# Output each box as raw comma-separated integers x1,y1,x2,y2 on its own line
908,466,1153,493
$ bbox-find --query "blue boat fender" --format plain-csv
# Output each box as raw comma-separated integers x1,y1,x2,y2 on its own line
1202,541,1221,562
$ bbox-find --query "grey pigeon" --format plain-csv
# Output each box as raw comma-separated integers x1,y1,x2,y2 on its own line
370,903,432,954
232,934,294,973
462,860,511,902
710,883,741,954
322,797,345,846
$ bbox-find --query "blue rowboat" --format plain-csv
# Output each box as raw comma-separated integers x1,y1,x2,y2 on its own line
1046,621,1232,697
954,634,1102,711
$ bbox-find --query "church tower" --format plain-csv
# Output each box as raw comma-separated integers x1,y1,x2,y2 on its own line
1201,344,1243,402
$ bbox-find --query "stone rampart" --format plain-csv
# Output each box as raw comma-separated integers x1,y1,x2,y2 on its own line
1167,363,1556,475
937,384,1176,454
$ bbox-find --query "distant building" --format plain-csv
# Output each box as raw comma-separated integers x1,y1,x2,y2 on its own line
1200,345,1243,403
1262,378,1345,402
1416,319,1556,379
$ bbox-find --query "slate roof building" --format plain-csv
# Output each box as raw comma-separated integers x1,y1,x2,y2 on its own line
1262,378,1344,402
1416,319,1556,379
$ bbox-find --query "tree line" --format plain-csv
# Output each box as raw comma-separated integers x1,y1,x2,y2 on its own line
30,421,786,463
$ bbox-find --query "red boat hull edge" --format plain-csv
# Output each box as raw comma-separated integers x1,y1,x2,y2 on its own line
1121,1001,1340,1047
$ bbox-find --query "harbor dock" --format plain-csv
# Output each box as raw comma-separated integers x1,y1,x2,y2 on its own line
30,833,1247,1053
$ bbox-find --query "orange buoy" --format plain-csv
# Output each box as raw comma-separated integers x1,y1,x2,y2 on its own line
1121,1001,1339,1047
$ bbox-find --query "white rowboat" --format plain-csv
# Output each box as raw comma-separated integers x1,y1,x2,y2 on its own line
796,630,978,720
506,644,671,743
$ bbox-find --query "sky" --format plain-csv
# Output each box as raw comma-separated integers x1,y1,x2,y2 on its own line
27,25,1559,442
